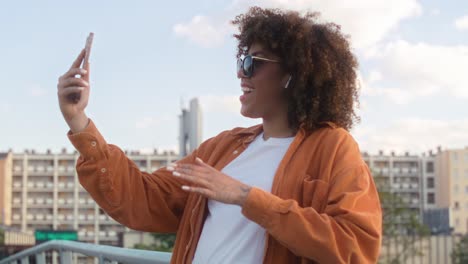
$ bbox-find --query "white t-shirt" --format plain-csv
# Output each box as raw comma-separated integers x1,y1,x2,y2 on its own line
192,131,295,264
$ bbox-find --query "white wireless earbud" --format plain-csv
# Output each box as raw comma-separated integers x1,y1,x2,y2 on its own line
285,75,292,89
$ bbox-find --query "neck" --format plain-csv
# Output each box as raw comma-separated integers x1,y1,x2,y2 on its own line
261,110,296,140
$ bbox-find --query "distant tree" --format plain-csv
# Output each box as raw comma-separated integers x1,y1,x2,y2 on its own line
133,233,176,252
373,171,430,264
451,235,468,264
0,229,4,246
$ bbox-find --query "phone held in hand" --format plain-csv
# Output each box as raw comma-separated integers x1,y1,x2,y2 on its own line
68,32,94,103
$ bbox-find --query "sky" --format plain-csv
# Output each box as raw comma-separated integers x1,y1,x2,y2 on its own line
0,0,467,156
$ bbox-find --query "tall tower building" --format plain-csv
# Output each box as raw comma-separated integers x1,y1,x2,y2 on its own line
179,98,203,158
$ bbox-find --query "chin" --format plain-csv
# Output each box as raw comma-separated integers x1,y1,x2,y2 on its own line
240,106,261,119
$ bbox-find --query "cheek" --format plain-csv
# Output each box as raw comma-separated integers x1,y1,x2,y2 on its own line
251,73,283,102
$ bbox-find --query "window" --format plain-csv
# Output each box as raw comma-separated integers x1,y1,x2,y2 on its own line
427,193,435,204
465,186,468,194
453,152,458,161
426,162,434,173
453,169,459,178
427,177,435,188
454,201,460,210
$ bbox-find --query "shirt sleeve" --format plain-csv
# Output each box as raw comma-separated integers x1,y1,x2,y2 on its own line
67,118,199,233
241,140,382,263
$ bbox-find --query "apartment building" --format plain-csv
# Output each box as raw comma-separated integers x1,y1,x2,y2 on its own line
5,148,179,246
0,152,13,226
362,150,437,226
435,147,468,234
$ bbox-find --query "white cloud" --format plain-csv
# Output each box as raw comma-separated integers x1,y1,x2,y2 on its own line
28,84,47,97
363,40,468,103
352,118,468,155
173,15,235,48
199,95,240,114
455,15,468,31
173,0,422,49
430,8,440,16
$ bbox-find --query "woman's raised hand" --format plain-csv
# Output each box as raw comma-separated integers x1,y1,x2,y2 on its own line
57,49,91,133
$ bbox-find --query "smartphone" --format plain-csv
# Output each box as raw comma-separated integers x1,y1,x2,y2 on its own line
83,32,94,68
69,32,94,103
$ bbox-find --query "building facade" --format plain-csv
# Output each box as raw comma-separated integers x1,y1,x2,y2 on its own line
179,98,202,158
363,151,433,221
0,152,12,226
435,147,468,234
5,148,179,246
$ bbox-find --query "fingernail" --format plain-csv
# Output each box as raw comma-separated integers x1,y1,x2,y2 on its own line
182,185,190,190
81,69,87,74
173,171,181,177
196,157,203,163
167,166,175,171
84,81,89,86
169,162,178,167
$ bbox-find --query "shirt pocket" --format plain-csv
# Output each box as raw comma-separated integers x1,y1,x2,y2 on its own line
302,175,330,213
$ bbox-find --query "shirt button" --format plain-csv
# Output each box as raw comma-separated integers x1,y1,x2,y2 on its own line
91,141,97,147
101,168,106,173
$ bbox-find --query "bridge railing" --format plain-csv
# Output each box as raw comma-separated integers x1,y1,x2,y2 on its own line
0,240,172,264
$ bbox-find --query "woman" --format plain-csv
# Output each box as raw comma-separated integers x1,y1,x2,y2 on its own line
57,7,382,264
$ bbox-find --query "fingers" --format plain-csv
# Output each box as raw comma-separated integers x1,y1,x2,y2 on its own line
82,59,90,82
69,49,86,70
173,170,212,188
58,86,85,98
58,77,89,90
181,186,214,197
61,68,88,79
195,157,216,171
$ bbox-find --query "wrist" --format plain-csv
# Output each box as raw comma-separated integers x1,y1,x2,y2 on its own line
68,113,89,134
237,184,252,207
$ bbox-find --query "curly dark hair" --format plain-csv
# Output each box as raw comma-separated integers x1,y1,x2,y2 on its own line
232,6,361,132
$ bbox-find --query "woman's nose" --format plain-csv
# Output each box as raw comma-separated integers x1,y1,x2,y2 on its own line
237,67,246,79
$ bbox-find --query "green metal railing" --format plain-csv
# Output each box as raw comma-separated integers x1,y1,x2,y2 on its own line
0,240,171,264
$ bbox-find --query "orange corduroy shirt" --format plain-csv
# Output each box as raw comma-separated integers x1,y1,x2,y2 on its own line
67,118,382,263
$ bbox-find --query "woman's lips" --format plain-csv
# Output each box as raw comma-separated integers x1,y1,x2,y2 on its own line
240,89,254,103
240,83,254,103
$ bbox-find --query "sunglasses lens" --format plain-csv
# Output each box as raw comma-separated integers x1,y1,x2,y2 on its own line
243,56,253,77
237,58,243,73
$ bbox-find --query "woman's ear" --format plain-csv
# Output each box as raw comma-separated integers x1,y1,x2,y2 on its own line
284,75,292,89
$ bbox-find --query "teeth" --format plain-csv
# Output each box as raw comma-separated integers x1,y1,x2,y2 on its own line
242,87,254,93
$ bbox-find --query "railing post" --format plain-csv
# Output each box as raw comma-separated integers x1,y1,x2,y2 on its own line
20,257,29,264
35,252,46,264
59,250,72,264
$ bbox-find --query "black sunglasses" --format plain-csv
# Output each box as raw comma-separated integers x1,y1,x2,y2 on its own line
237,54,280,78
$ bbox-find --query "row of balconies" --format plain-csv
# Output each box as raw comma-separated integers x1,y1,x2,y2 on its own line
392,183,419,189
78,230,117,237
13,166,75,173
372,167,419,174
13,198,95,205
13,182,76,189
12,214,114,222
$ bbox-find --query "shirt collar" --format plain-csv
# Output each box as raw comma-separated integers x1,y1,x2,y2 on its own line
229,121,338,138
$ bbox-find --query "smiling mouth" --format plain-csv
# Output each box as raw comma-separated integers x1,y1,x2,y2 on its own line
241,87,254,94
